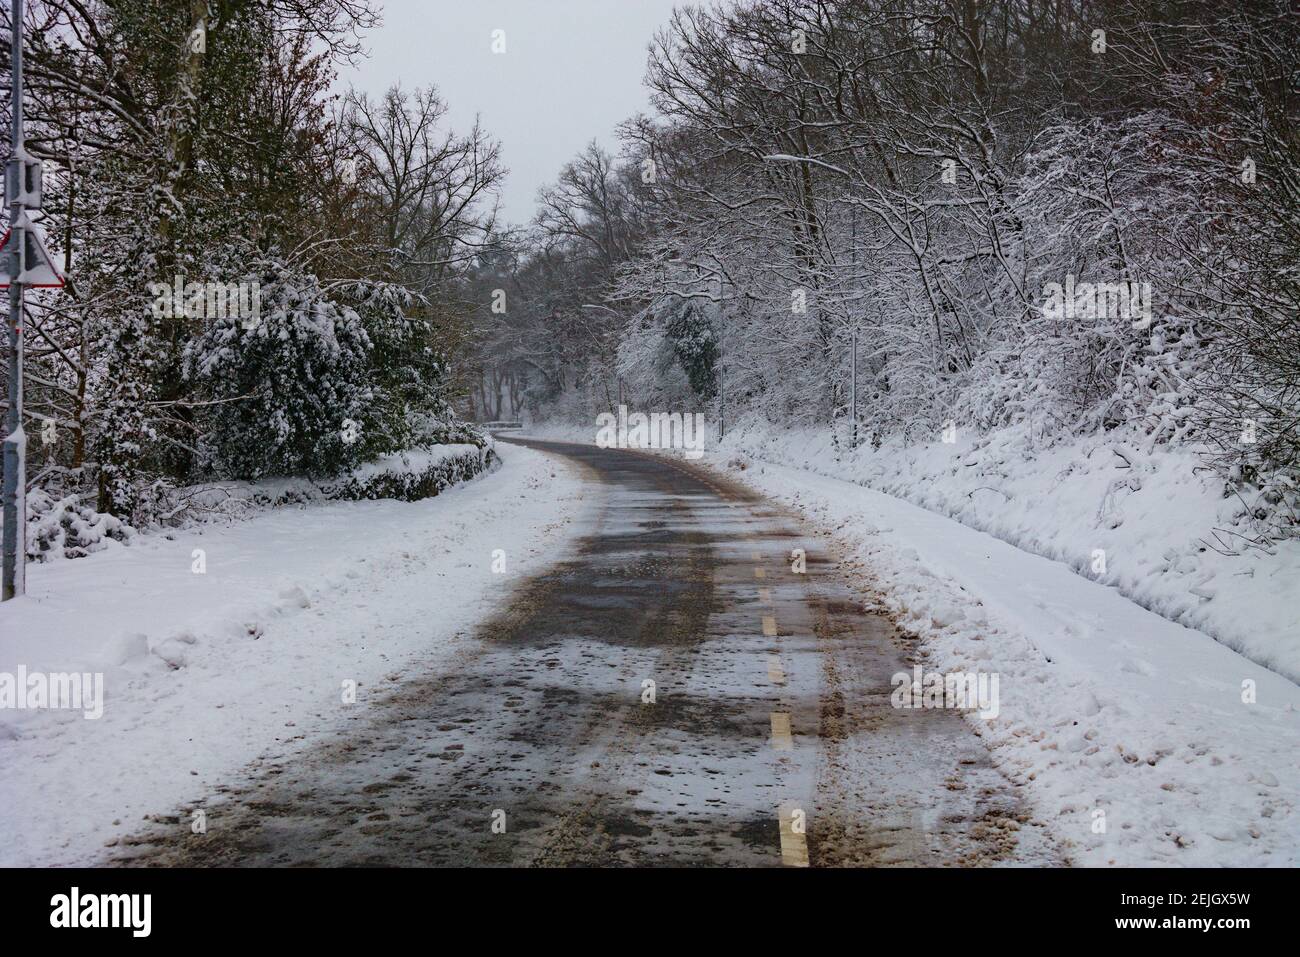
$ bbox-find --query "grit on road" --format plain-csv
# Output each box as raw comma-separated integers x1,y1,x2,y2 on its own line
114,439,1060,867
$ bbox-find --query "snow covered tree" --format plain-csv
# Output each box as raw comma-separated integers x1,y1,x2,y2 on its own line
182,252,374,479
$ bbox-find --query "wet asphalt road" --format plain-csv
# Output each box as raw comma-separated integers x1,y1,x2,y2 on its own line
113,439,1058,867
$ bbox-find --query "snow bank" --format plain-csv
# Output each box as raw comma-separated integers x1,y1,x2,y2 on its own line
719,419,1300,685
0,443,595,865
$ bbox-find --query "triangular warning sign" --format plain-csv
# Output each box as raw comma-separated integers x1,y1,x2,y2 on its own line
0,211,65,288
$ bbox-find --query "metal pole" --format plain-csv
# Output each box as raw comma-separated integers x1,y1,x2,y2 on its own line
3,0,27,600
850,328,857,449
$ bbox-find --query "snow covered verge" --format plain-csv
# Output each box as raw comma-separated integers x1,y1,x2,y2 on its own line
717,419,1300,686
718,454,1300,866
24,441,498,564
0,443,596,866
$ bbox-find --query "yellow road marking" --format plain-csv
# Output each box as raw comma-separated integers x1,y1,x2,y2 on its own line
751,550,762,561
769,712,793,750
758,587,772,604
767,655,786,685
754,568,765,579
761,615,777,637
778,804,810,867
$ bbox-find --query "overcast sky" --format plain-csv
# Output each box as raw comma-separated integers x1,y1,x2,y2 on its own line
343,0,684,226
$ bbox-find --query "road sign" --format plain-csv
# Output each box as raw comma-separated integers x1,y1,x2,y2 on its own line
0,211,64,288
5,155,42,210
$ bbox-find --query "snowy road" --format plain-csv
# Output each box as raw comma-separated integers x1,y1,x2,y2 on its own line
112,440,1058,866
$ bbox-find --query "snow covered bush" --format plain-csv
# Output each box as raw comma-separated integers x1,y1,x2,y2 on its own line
338,281,458,456
324,442,498,502
18,433,499,563
406,415,493,450
183,253,375,480
179,250,475,486
25,489,136,562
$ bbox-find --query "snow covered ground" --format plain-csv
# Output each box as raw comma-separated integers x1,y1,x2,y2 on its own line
0,443,595,866
522,421,1300,866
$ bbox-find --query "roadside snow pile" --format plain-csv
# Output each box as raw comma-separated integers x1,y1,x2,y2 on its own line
720,419,1300,684
721,455,1300,867
0,443,594,866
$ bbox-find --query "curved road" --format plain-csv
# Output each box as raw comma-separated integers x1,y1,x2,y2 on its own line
114,439,1058,867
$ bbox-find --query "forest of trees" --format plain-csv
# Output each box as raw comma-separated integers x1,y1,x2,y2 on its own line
1,0,501,524
477,0,1297,540
2,0,1296,545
